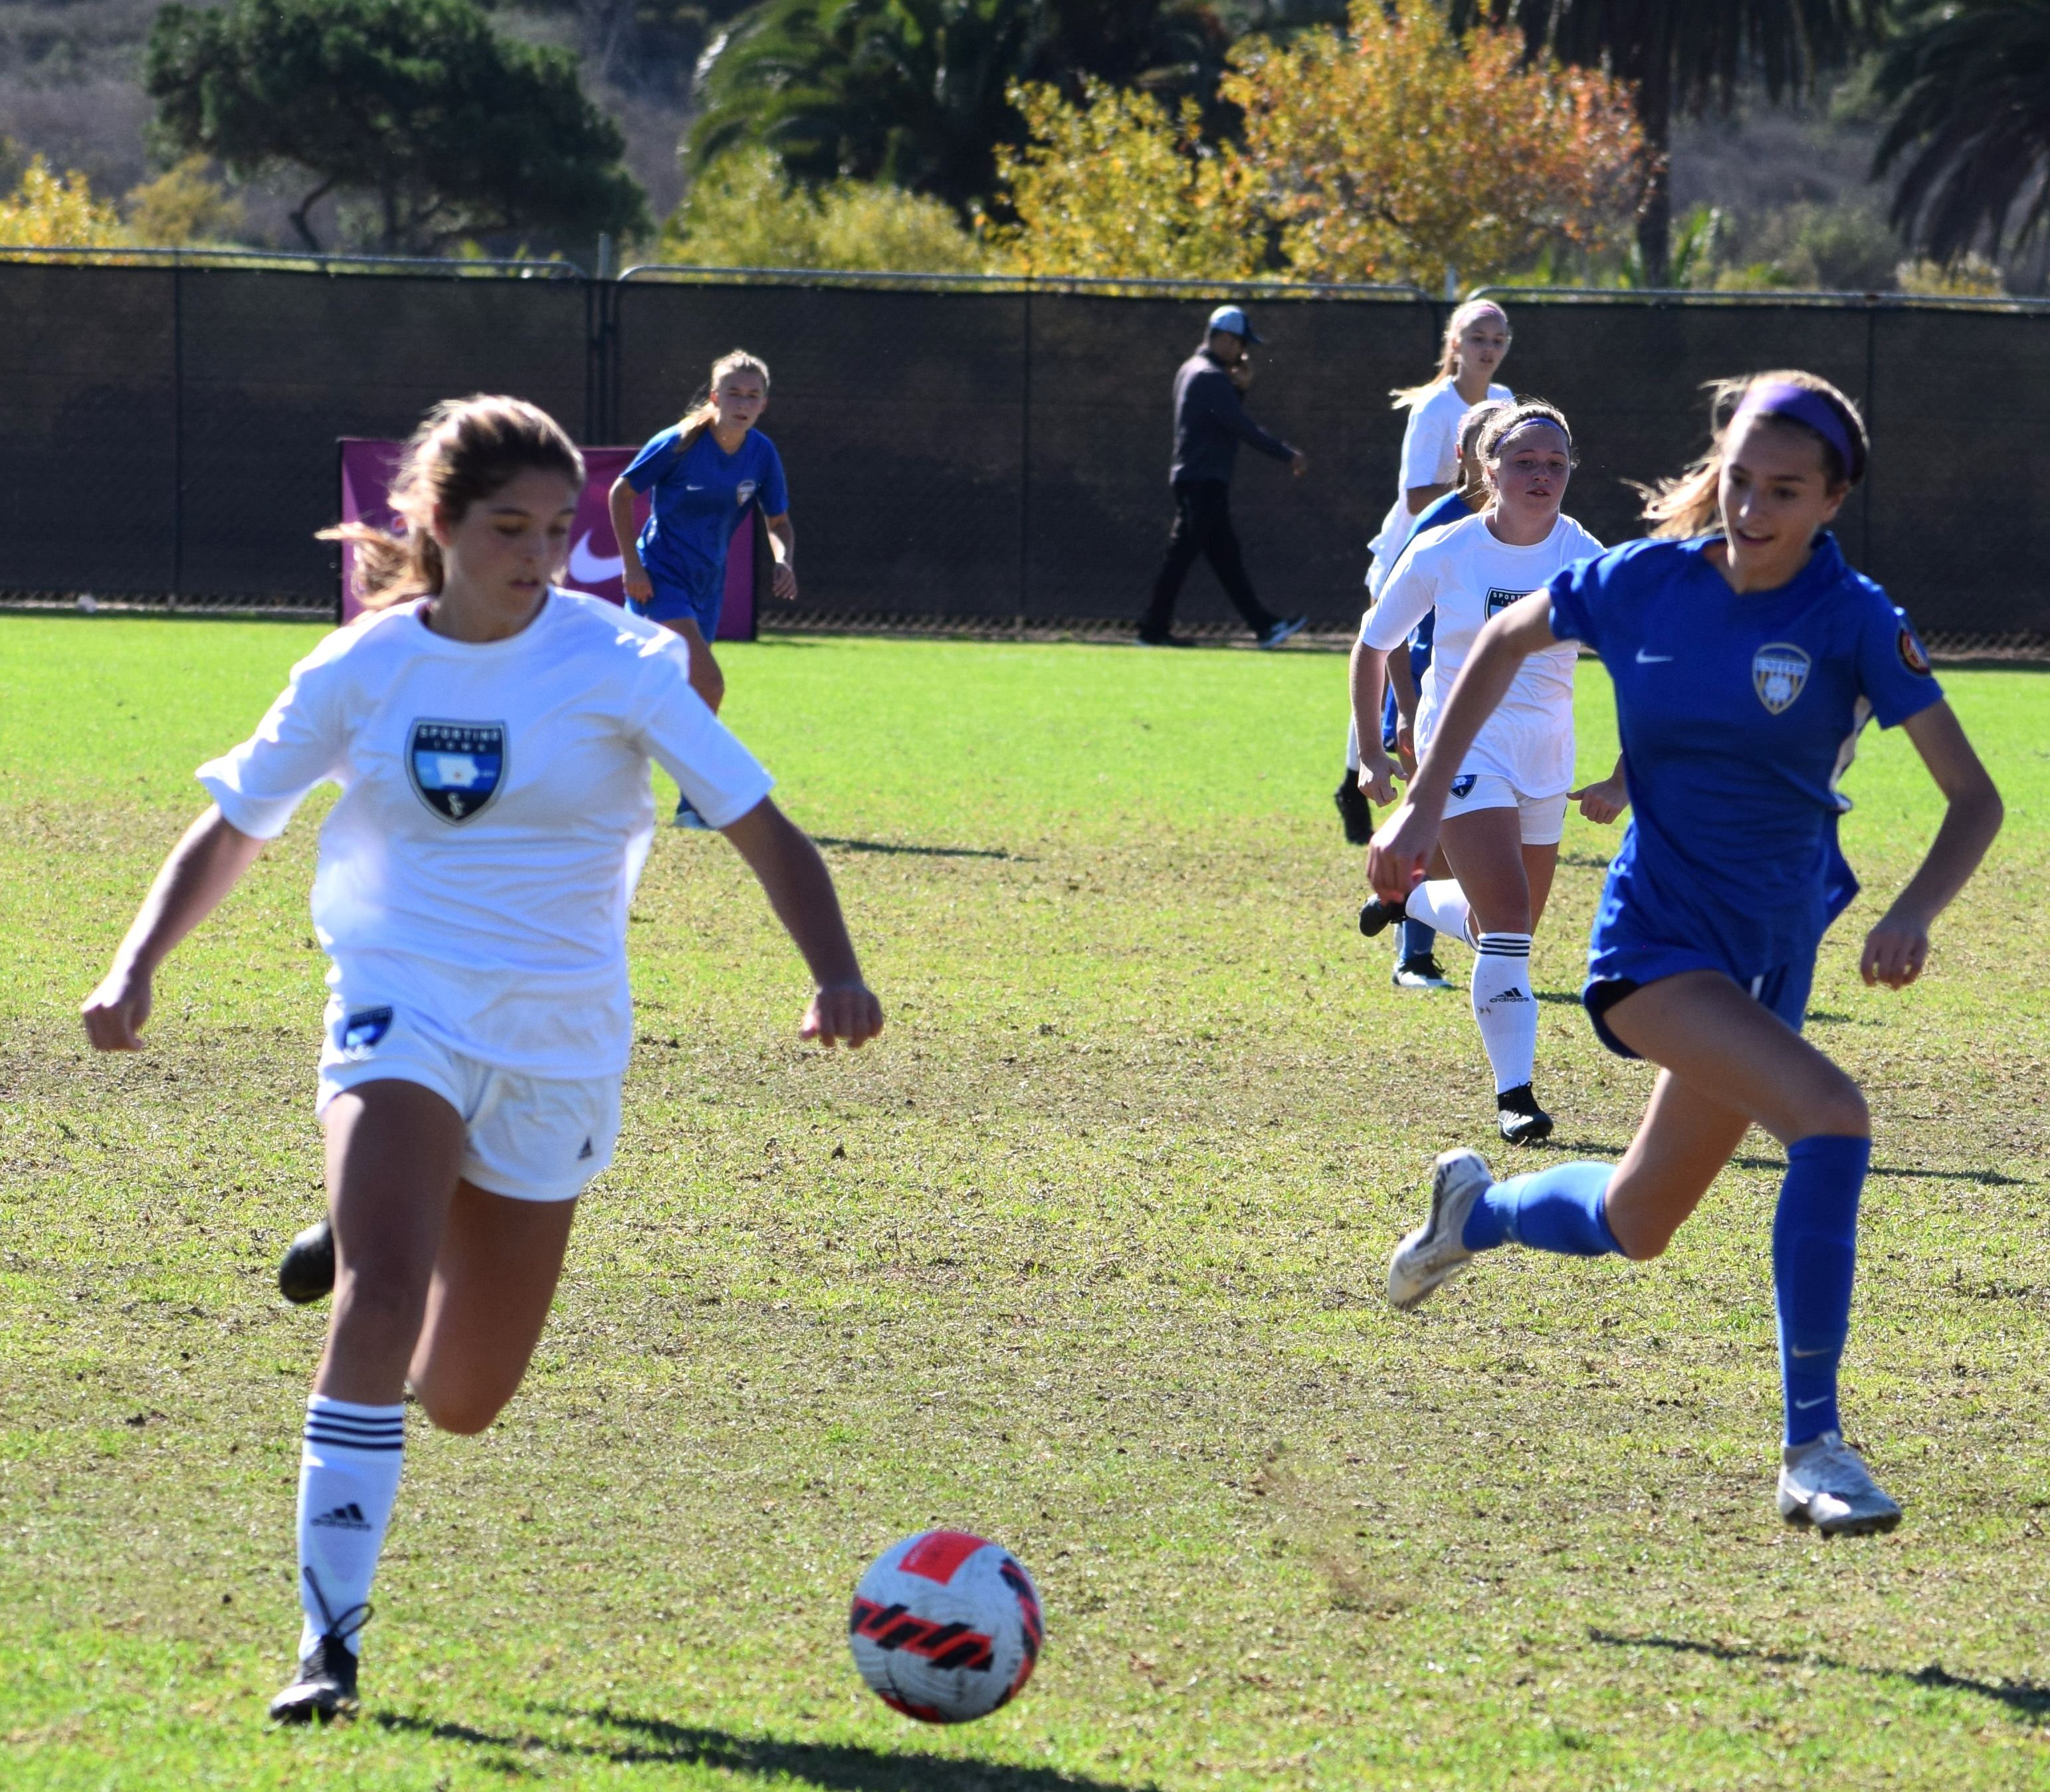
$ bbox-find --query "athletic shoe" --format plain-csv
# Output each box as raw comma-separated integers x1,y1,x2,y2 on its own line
1257,615,1309,650
1777,1431,1902,1536
1496,1084,1554,1146
1386,1147,1494,1310
268,1632,363,1726
1358,896,1407,939
1392,954,1453,991
1334,774,1374,846
1136,631,1195,648
673,795,714,831
278,1217,335,1305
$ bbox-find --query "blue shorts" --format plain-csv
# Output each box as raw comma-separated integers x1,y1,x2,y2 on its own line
629,569,721,641
1583,947,1815,1059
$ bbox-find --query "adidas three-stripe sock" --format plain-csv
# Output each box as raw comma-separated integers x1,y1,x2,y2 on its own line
1471,932,1538,1094
297,1395,404,1658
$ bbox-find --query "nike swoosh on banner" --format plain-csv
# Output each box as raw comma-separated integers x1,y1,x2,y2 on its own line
568,533,625,584
1635,649,1674,663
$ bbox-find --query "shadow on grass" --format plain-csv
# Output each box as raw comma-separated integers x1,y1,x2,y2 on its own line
1589,1631,2050,1723
1730,1153,2026,1187
812,837,1017,862
375,1706,1151,1789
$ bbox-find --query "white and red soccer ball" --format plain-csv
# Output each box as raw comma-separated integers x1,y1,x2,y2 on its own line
847,1530,1043,1723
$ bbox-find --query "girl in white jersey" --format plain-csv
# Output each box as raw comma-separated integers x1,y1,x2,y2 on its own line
1338,300,1513,843
79,397,883,1726
1352,402,1626,1143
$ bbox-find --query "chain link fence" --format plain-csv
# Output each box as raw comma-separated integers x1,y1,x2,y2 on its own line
0,252,2043,646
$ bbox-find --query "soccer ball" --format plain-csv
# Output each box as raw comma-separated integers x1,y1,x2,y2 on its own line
847,1530,1043,1723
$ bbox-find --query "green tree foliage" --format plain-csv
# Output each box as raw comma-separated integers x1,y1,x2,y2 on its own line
1875,0,2050,266
145,0,650,254
687,0,1231,217
1452,0,1883,283
663,149,991,269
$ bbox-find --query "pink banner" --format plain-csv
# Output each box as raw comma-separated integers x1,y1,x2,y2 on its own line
337,439,756,641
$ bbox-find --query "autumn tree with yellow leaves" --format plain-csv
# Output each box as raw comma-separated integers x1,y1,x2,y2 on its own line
997,0,1648,286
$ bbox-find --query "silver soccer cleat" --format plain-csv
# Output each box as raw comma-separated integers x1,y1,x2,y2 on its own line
1777,1431,1902,1536
1386,1148,1494,1310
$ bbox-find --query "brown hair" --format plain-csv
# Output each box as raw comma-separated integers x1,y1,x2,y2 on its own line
678,348,771,438
1391,300,1510,411
322,397,584,610
1641,370,1868,539
1454,399,1511,496
1477,399,1576,483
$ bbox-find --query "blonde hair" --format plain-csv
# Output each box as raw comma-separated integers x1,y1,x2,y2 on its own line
322,396,584,611
1641,370,1868,539
678,348,771,437
1391,300,1510,410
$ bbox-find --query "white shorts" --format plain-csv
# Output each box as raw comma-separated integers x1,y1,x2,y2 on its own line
1443,773,1569,846
315,1001,621,1203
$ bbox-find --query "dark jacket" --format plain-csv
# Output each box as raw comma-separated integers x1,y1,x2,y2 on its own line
1168,348,1297,486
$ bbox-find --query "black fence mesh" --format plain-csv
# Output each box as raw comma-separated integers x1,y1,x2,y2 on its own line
0,258,2041,639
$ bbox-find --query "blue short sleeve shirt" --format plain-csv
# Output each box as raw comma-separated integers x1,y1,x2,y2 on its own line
1546,532,1942,984
624,425,789,601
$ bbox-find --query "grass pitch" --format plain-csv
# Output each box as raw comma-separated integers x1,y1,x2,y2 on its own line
1,616,2047,1791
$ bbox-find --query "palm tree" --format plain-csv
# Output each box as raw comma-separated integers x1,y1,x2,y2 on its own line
1873,0,2050,265
688,0,1231,217
1451,0,1883,283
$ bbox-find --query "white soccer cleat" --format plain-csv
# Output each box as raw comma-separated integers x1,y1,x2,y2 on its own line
1777,1431,1902,1536
1386,1148,1494,1311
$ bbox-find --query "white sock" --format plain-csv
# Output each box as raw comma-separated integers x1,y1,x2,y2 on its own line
1472,932,1538,1094
1345,712,1360,771
1404,878,1473,946
297,1395,404,1657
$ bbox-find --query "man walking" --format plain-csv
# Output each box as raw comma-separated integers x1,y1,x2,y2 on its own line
1137,304,1310,649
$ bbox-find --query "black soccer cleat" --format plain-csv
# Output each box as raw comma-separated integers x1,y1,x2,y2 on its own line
268,1631,361,1725
1496,1083,1554,1146
1358,896,1407,940
1334,774,1374,846
278,1217,336,1304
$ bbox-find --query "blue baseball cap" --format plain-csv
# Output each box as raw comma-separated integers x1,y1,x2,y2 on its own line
1207,304,1265,345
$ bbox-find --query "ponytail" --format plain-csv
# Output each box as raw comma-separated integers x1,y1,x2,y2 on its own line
1391,300,1510,411
676,348,772,448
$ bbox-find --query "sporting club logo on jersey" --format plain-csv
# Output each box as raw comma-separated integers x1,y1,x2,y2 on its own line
407,720,506,823
736,479,758,507
1485,587,1525,620
1752,643,1812,715
1897,623,1933,676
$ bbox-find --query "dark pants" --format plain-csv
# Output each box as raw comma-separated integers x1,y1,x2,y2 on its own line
1140,480,1279,641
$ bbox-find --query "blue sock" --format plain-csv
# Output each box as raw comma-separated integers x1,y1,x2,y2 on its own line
1401,918,1437,960
1774,1134,1871,1446
1461,1161,1622,1256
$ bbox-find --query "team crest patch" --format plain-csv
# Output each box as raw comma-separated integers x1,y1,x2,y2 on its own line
1450,773,1479,799
736,479,758,507
336,1005,393,1060
1752,643,1812,715
1485,587,1526,620
1897,623,1932,676
407,720,506,823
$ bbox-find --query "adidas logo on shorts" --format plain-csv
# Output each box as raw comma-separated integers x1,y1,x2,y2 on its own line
309,1502,373,1531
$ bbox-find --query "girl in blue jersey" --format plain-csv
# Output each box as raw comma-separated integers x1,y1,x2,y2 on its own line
609,348,797,724
1370,370,2002,1536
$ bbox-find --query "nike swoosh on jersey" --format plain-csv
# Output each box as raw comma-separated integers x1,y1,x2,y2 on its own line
567,533,624,584
1635,648,1675,663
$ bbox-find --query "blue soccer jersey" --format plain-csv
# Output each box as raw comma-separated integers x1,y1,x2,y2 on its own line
625,425,789,604
1546,532,1942,987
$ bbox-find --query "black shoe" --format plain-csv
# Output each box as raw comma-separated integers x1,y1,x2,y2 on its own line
1335,775,1374,846
1136,631,1194,648
270,1569,370,1724
1496,1084,1554,1146
1358,896,1407,939
1391,954,1454,991
278,1218,335,1305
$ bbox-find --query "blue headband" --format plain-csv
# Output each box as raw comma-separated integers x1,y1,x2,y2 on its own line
1732,382,1857,475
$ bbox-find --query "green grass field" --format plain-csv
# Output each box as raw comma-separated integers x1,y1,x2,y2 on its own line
2,616,2047,1790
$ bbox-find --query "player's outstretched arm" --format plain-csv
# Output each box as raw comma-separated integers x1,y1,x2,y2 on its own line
1861,700,2002,989
82,806,264,1050
1368,589,1556,902
719,797,884,1047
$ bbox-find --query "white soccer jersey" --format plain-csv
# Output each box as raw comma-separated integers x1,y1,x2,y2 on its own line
1360,511,1603,796
198,591,775,1078
1367,378,1513,578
